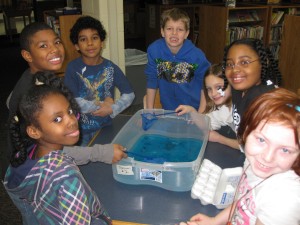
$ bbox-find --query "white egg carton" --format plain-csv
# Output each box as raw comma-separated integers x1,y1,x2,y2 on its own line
191,159,243,209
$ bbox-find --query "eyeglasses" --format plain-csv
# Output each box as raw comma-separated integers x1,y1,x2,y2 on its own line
225,59,260,70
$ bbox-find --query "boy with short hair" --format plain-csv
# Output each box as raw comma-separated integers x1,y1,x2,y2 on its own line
145,8,210,111
64,16,135,146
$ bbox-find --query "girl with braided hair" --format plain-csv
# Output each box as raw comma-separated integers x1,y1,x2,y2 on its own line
222,38,281,133
4,71,111,225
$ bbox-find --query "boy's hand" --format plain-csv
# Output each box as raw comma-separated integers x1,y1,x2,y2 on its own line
92,101,113,117
112,144,127,163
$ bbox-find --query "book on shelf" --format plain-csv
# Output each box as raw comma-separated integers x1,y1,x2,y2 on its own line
45,15,61,36
271,11,285,25
249,10,260,21
288,7,299,15
229,11,259,23
236,12,254,22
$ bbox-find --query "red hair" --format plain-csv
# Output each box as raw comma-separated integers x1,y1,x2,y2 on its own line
238,88,300,175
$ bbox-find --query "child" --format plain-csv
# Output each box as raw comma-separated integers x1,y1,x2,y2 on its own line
222,38,281,132
176,64,239,150
180,88,300,225
3,22,126,179
64,15,135,146
4,72,112,225
145,8,210,111
8,22,65,116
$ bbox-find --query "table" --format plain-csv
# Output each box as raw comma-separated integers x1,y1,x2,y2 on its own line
79,115,245,224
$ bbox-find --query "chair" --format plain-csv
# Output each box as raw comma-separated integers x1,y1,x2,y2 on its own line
3,5,33,42
143,89,162,109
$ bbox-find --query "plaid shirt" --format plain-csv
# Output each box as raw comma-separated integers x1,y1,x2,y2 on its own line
4,151,111,225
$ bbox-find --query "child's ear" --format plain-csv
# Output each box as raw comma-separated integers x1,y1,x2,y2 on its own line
184,30,190,39
75,44,80,51
26,125,41,140
21,49,33,63
160,28,165,38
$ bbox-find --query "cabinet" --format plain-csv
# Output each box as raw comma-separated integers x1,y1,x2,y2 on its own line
145,4,201,48
278,15,300,93
266,4,300,61
198,4,269,63
197,3,300,64
43,11,81,75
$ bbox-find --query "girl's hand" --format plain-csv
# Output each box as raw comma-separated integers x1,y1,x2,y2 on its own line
175,105,197,116
179,213,216,225
112,144,127,163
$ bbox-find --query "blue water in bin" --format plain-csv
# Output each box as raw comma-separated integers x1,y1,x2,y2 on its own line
128,134,203,163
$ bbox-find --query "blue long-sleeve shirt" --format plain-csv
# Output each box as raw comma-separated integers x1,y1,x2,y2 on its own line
64,57,134,134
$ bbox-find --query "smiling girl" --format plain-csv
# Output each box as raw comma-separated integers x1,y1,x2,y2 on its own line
176,64,239,149
4,72,111,225
222,38,281,132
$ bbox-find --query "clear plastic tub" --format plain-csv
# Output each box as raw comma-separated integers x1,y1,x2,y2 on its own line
112,109,210,192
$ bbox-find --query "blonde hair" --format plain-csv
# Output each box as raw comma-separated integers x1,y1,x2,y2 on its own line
160,8,190,30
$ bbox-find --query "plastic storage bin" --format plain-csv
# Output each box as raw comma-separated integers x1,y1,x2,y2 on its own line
112,109,210,192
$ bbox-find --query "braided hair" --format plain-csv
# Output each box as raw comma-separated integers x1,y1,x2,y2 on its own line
221,38,282,90
9,71,80,167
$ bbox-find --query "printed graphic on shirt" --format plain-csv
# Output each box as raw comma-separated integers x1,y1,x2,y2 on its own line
77,66,113,102
76,65,113,132
232,104,241,132
232,177,256,225
155,58,198,83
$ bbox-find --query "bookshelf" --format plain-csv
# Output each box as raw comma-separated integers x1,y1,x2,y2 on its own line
198,4,269,63
145,4,201,48
279,15,300,93
266,4,300,61
43,11,81,75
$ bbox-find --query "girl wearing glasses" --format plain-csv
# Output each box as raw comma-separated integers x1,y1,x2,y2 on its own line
222,38,281,132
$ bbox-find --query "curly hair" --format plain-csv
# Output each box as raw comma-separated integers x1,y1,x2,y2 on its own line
19,22,55,51
9,71,80,167
70,16,107,44
221,38,282,90
237,88,300,176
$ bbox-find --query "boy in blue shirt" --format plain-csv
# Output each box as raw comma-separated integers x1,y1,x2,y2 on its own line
145,8,210,111
64,16,135,146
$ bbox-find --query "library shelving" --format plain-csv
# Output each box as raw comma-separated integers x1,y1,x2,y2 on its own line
198,4,269,63
278,14,300,93
266,4,300,61
43,10,81,75
145,3,201,47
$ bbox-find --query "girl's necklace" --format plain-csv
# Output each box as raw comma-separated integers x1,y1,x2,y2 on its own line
226,164,272,225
